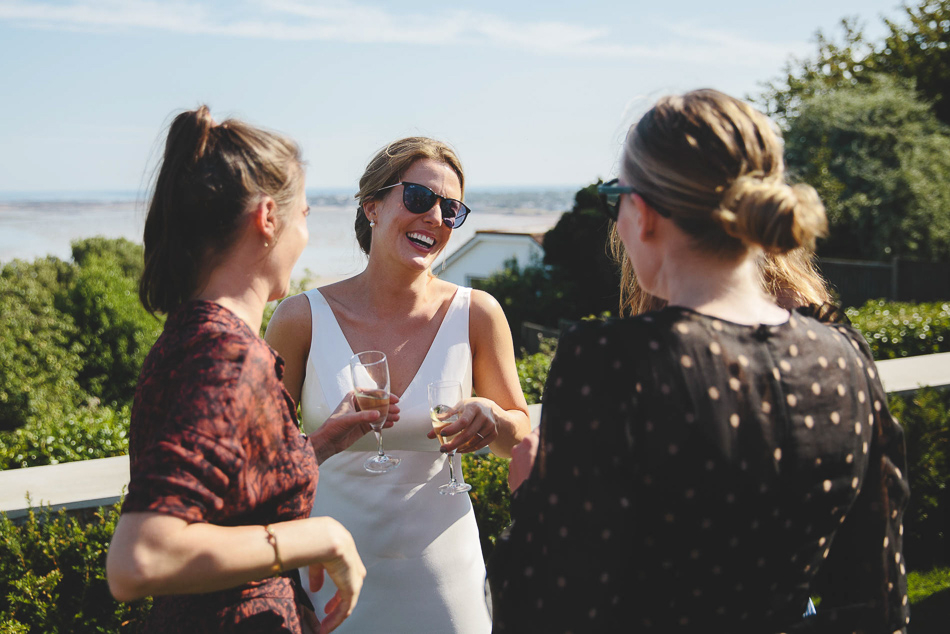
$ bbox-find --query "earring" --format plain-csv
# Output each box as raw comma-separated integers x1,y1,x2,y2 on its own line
264,241,269,247
369,220,376,228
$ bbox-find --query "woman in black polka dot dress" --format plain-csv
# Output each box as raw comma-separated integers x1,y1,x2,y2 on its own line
489,89,910,633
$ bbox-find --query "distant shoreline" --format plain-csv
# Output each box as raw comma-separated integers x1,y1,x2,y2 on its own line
0,196,567,281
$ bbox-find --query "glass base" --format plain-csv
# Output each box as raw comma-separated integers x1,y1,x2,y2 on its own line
364,454,400,474
439,481,472,495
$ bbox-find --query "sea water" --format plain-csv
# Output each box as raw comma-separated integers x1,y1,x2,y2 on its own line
0,189,574,281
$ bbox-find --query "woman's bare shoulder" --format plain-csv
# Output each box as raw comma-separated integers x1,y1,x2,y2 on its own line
268,292,312,331
469,288,505,321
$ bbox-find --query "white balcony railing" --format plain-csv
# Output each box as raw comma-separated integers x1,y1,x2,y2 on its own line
2,352,948,520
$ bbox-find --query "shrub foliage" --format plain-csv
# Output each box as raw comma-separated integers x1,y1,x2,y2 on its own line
0,404,130,471
462,453,511,561
0,502,151,633
846,300,950,359
0,237,161,443
890,387,950,568
0,258,85,432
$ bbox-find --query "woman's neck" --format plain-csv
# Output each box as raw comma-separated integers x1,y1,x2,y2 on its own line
192,259,271,336
351,257,437,317
658,249,788,326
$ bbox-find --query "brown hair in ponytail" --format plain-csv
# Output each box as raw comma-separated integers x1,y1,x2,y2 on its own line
139,105,303,314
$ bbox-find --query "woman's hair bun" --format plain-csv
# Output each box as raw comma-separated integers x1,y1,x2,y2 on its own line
715,175,827,253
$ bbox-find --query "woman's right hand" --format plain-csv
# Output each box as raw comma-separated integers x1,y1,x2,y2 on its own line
310,392,399,465
306,517,367,633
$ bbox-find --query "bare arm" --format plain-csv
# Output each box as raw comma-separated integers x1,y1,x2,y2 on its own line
266,292,399,465
433,290,530,458
107,512,365,632
264,293,312,405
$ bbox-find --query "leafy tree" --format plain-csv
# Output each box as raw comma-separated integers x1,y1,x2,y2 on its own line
541,182,620,320
476,182,621,349
70,236,144,280
473,256,566,351
0,258,85,431
58,251,163,405
759,17,875,125
784,74,950,260
759,1,950,126
877,0,950,124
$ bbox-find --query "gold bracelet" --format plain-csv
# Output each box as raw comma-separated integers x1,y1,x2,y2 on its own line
263,525,283,577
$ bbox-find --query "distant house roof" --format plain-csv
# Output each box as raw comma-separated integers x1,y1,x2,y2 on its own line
440,229,546,271
471,228,547,247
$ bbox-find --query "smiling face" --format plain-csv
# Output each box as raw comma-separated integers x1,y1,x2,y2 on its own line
363,158,461,272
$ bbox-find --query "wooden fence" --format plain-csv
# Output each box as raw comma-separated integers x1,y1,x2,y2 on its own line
820,257,950,307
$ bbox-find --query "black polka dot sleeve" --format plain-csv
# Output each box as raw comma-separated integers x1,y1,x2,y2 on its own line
809,325,911,633
490,322,634,633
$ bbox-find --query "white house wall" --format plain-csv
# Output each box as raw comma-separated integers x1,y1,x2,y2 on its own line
439,235,544,287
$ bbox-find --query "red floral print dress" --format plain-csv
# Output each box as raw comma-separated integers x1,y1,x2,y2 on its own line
122,301,318,633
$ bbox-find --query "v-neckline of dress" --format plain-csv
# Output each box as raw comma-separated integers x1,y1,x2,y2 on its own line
314,287,462,400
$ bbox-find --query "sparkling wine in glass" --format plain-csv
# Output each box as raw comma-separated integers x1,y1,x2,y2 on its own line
428,380,471,495
350,351,400,474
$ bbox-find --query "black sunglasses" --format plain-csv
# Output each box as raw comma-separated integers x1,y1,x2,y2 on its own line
596,178,670,221
375,181,471,229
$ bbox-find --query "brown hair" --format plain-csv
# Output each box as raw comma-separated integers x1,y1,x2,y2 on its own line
354,137,465,255
140,105,303,314
621,89,827,256
609,226,832,316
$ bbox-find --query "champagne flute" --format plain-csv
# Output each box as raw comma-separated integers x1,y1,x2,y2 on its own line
350,351,400,474
428,380,472,495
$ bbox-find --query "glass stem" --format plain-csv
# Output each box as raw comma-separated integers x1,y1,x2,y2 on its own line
374,429,384,457
448,449,458,483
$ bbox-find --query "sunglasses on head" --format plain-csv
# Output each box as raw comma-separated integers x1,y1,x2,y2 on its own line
375,181,471,229
597,178,670,221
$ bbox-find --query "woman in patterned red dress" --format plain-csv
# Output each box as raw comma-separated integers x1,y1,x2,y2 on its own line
106,106,392,633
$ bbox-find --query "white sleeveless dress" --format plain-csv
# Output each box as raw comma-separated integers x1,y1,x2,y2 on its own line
298,286,492,633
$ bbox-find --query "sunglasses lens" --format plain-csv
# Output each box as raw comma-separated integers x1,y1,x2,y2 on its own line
597,179,620,221
402,184,436,214
400,182,469,228
441,199,460,218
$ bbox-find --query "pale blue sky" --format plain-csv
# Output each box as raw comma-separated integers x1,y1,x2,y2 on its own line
0,0,903,193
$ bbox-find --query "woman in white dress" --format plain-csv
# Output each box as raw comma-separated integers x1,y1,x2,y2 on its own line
265,137,531,633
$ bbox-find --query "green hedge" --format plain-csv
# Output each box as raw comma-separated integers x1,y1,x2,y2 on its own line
60,252,163,406
847,300,950,359
0,404,130,471
0,258,85,432
462,452,511,560
0,503,151,633
516,337,557,405
0,456,512,632
890,387,950,568
0,238,163,436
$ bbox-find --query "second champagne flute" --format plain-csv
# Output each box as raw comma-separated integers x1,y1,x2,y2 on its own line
350,350,400,474
428,380,472,495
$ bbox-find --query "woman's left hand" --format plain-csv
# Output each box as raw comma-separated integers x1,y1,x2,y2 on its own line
427,397,498,454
